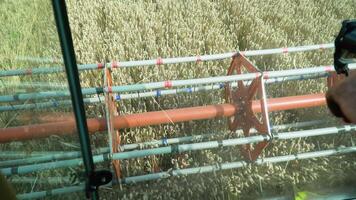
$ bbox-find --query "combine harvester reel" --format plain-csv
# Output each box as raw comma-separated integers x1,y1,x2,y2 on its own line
1,40,356,199
3,1,356,199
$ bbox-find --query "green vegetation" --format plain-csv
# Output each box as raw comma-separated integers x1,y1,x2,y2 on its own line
1,0,356,199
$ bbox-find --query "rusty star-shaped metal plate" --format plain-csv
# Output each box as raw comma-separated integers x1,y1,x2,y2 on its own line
225,53,269,161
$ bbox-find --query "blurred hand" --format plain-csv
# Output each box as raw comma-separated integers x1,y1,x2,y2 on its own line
326,72,356,123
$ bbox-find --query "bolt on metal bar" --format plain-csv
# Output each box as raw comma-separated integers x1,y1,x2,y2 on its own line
2,125,355,176
1,43,333,78
16,145,356,200
51,0,98,199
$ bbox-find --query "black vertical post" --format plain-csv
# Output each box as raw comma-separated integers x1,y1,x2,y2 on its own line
51,0,98,199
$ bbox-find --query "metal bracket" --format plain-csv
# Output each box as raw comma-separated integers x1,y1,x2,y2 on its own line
104,65,122,180
225,53,271,161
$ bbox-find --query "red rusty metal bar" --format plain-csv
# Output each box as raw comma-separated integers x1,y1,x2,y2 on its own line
0,93,326,143
104,67,122,179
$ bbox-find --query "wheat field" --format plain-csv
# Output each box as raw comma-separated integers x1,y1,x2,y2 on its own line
1,0,356,199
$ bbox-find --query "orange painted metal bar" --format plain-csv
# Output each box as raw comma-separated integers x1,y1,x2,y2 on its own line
0,93,326,143
255,93,326,112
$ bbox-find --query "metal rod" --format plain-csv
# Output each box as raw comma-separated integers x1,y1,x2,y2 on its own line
0,147,109,167
120,146,356,184
104,43,334,68
0,72,328,112
0,63,97,77
1,43,333,78
0,120,325,167
0,93,327,143
2,125,355,176
0,81,67,90
9,176,72,184
0,151,76,159
103,66,114,157
51,0,98,199
15,145,356,199
0,72,258,102
17,184,85,200
1,64,355,103
260,74,272,138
